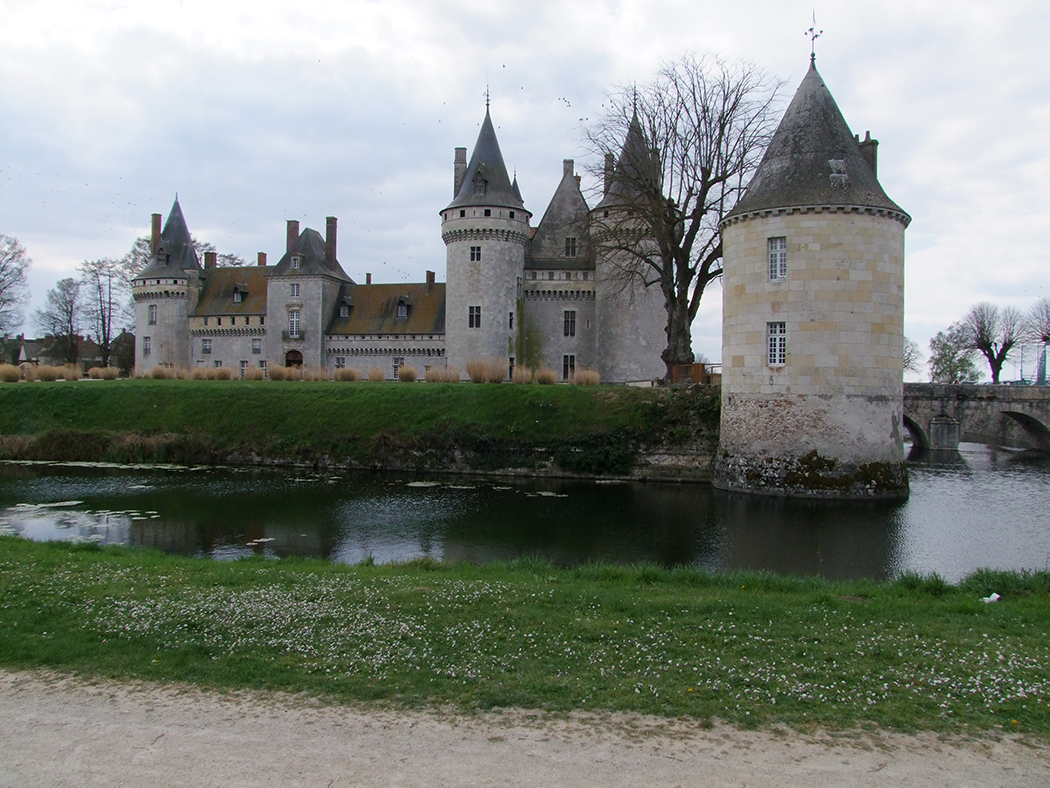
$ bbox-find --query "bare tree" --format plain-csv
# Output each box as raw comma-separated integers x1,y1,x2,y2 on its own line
79,257,137,368
584,54,782,378
903,336,922,374
0,234,32,335
123,235,245,273
33,278,82,365
1028,296,1050,384
961,302,1024,384
928,323,980,383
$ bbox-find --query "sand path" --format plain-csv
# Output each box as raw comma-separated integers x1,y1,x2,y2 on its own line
1,669,1047,787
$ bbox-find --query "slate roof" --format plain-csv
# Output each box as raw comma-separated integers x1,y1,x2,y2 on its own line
136,198,202,278
725,61,909,223
526,163,594,271
190,266,271,317
326,282,446,336
269,227,352,281
446,108,525,211
595,111,659,211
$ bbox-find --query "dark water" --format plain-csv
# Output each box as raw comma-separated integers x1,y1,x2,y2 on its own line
1,444,1048,582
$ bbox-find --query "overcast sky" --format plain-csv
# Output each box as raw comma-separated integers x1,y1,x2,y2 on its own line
2,0,1048,379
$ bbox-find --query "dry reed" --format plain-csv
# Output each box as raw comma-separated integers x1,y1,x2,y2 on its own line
534,367,557,385
334,367,360,382
572,368,600,385
442,365,460,382
242,366,265,381
0,363,21,383
33,365,62,382
466,358,506,383
302,366,330,382
60,365,80,381
397,365,418,383
511,366,533,384
367,366,386,382
148,365,175,380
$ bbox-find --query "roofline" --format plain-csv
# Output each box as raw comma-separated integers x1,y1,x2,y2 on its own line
720,202,911,230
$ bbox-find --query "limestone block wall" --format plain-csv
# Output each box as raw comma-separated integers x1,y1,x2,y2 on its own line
265,276,340,367
520,288,596,377
594,251,666,384
325,334,446,379
716,208,907,497
188,322,267,376
443,208,529,377
133,278,194,372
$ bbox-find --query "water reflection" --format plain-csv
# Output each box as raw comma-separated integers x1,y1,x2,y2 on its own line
1,443,1048,582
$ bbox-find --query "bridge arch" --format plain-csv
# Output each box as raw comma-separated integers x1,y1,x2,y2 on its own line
1001,410,1050,451
902,414,929,450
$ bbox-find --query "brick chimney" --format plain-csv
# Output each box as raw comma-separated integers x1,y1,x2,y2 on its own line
563,159,574,178
325,216,337,267
426,270,435,294
366,272,372,285
257,252,267,267
204,251,217,270
857,130,878,176
151,213,162,255
454,147,467,197
286,220,299,253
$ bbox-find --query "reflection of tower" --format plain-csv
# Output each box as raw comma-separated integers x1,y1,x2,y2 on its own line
132,198,201,371
715,59,911,499
441,106,531,377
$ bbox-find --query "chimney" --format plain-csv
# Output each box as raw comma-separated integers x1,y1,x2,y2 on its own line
204,251,217,270
426,270,435,294
604,153,615,196
857,130,879,176
325,216,337,267
366,272,372,285
286,220,299,253
454,147,467,197
151,213,162,255
563,159,574,178
575,175,581,187
257,252,267,267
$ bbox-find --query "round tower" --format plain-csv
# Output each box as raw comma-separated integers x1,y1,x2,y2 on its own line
441,106,531,378
714,60,911,499
131,198,201,372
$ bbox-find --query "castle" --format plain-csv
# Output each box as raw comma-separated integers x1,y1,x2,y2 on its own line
132,106,665,383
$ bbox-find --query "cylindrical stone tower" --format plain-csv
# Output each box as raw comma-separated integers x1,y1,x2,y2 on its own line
441,107,531,378
714,60,911,499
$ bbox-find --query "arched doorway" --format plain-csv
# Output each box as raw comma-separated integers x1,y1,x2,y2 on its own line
285,350,303,368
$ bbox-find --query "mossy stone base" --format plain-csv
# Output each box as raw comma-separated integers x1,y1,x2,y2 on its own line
713,450,909,500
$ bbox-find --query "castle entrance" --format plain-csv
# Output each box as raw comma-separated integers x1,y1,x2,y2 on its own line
284,350,303,367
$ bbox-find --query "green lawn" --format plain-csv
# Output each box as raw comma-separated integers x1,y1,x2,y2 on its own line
2,537,1047,735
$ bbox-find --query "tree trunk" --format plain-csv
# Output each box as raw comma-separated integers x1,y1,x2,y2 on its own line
661,297,694,380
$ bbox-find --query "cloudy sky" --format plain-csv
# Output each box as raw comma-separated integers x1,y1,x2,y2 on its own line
2,0,1047,379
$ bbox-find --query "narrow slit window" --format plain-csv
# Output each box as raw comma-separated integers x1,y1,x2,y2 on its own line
768,237,787,280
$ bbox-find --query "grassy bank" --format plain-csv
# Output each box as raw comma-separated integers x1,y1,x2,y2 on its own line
1,537,1048,735
0,380,718,475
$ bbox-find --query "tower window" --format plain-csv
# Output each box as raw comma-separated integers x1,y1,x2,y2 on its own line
470,246,482,261
473,170,486,195
469,305,481,328
564,310,576,337
290,283,300,298
288,309,300,338
767,322,786,366
548,271,554,280
143,336,151,356
509,311,514,330
531,271,537,280
768,237,787,280
148,304,157,325
509,211,515,219
252,338,261,354
563,354,576,380
460,210,466,218
565,237,577,257
291,255,301,269
201,338,212,355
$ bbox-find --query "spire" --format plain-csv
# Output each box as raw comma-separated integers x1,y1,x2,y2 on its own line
136,196,201,277
446,105,524,210
595,108,658,209
725,61,909,224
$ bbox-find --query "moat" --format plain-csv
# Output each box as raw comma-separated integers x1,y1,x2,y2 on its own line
1,443,1048,582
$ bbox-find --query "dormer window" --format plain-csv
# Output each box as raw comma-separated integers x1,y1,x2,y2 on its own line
291,255,301,269
472,170,487,195
339,302,350,318
233,289,243,304
397,301,408,318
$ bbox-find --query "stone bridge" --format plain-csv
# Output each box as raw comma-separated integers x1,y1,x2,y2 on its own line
903,383,1050,451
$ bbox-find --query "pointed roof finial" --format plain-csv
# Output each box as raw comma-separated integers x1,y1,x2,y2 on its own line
806,11,823,64
485,83,490,111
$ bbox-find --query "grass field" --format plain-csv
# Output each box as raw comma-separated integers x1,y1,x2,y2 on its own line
2,537,1047,735
0,379,719,473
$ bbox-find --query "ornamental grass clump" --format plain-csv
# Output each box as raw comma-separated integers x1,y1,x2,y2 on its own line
302,366,329,382
442,365,460,382
32,365,62,382
173,366,192,380
423,366,443,383
59,365,80,381
148,365,175,380
334,367,360,382
242,366,265,381
467,358,506,383
0,363,21,382
368,366,386,382
573,368,600,385
534,366,557,385
213,366,233,380
511,366,533,384
397,365,418,383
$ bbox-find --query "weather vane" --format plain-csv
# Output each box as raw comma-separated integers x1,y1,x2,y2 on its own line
806,11,823,63
485,82,490,110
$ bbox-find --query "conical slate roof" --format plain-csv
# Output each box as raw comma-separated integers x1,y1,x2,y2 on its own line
725,61,909,224
595,110,659,210
446,108,524,210
136,198,201,278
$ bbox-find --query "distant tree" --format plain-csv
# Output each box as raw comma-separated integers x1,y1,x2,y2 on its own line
928,323,980,383
79,257,136,368
111,329,136,377
903,336,922,374
33,278,82,365
122,235,246,275
584,54,782,379
1028,296,1050,384
960,302,1024,384
0,234,32,334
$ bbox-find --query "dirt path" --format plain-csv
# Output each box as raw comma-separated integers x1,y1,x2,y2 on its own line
1,669,1047,788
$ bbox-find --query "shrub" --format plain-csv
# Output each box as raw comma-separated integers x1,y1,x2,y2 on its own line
34,365,62,382
149,365,175,380
534,367,557,385
87,367,104,379
334,367,360,381
60,365,80,381
268,365,300,381
190,366,209,380
443,365,461,382
213,366,233,380
368,366,386,382
0,363,21,383
512,366,533,384
397,365,418,383
573,368,600,385
302,366,329,382
101,366,119,380
173,366,192,380
466,358,506,383
424,366,444,383
242,366,265,381
485,360,506,383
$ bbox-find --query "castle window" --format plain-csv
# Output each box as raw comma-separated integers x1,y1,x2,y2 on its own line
214,360,222,369
240,360,248,378
460,210,466,218
469,305,481,328
565,237,577,257
260,316,265,326
290,283,300,298
508,357,514,378
201,338,212,355
288,309,300,338
259,360,267,375
563,354,576,381
291,255,301,269
252,338,261,354
148,304,157,325
767,322,786,366
564,310,576,337
231,317,235,326
470,246,482,261
473,170,486,195
768,237,787,280
233,290,242,303
509,211,515,219
397,301,408,318
548,271,554,280
531,271,537,280
340,302,350,318
583,271,589,280
143,336,151,356
217,317,222,326
509,311,514,330
335,356,346,368
392,356,405,377
484,209,491,217
204,317,209,327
